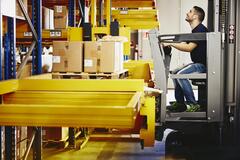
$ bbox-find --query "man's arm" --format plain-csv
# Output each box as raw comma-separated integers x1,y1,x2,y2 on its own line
165,42,197,52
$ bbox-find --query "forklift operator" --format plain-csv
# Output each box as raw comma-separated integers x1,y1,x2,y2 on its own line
164,6,208,112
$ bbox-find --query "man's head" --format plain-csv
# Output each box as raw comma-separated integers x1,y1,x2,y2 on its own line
185,6,205,23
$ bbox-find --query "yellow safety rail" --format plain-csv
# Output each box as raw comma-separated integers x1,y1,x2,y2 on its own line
0,79,155,147
112,0,154,8
112,9,159,30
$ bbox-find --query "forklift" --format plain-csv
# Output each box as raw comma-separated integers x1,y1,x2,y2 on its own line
149,0,240,156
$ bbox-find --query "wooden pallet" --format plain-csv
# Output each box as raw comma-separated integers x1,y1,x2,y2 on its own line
52,69,129,79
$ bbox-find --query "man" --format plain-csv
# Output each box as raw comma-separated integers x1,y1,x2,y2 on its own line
166,6,208,112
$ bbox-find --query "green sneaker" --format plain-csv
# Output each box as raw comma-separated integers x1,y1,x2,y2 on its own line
167,102,187,112
186,104,201,112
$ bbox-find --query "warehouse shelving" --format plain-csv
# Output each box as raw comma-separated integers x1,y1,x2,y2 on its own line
0,0,43,159
1,0,157,159
0,1,17,159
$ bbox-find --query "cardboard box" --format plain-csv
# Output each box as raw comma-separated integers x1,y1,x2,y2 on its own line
53,41,83,72
101,41,124,72
16,0,28,18
84,41,124,73
100,42,123,72
84,42,99,73
42,127,68,141
54,6,68,29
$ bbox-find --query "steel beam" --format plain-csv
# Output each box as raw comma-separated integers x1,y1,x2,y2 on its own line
116,20,159,30
112,0,153,8
17,79,144,92
3,91,132,106
0,92,141,128
0,80,18,95
111,9,158,30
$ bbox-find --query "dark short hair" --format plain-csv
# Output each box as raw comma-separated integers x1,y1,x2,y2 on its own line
193,6,205,22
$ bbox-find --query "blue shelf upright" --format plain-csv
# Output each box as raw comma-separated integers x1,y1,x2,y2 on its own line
31,0,42,159
68,0,77,148
32,0,42,75
4,17,16,79
4,16,17,160
68,0,75,27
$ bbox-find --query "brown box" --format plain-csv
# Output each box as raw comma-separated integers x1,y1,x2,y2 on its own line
42,127,68,141
84,41,123,73
53,41,83,72
84,42,99,73
100,42,123,72
16,0,28,18
54,6,68,29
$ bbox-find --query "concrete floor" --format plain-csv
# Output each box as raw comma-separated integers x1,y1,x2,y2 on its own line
41,141,166,160
27,138,240,160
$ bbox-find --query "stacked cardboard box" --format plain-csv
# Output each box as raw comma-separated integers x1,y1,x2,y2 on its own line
54,6,68,29
84,41,124,73
52,41,83,72
52,41,124,73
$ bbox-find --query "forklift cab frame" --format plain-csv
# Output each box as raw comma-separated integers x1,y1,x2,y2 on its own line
148,29,223,123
